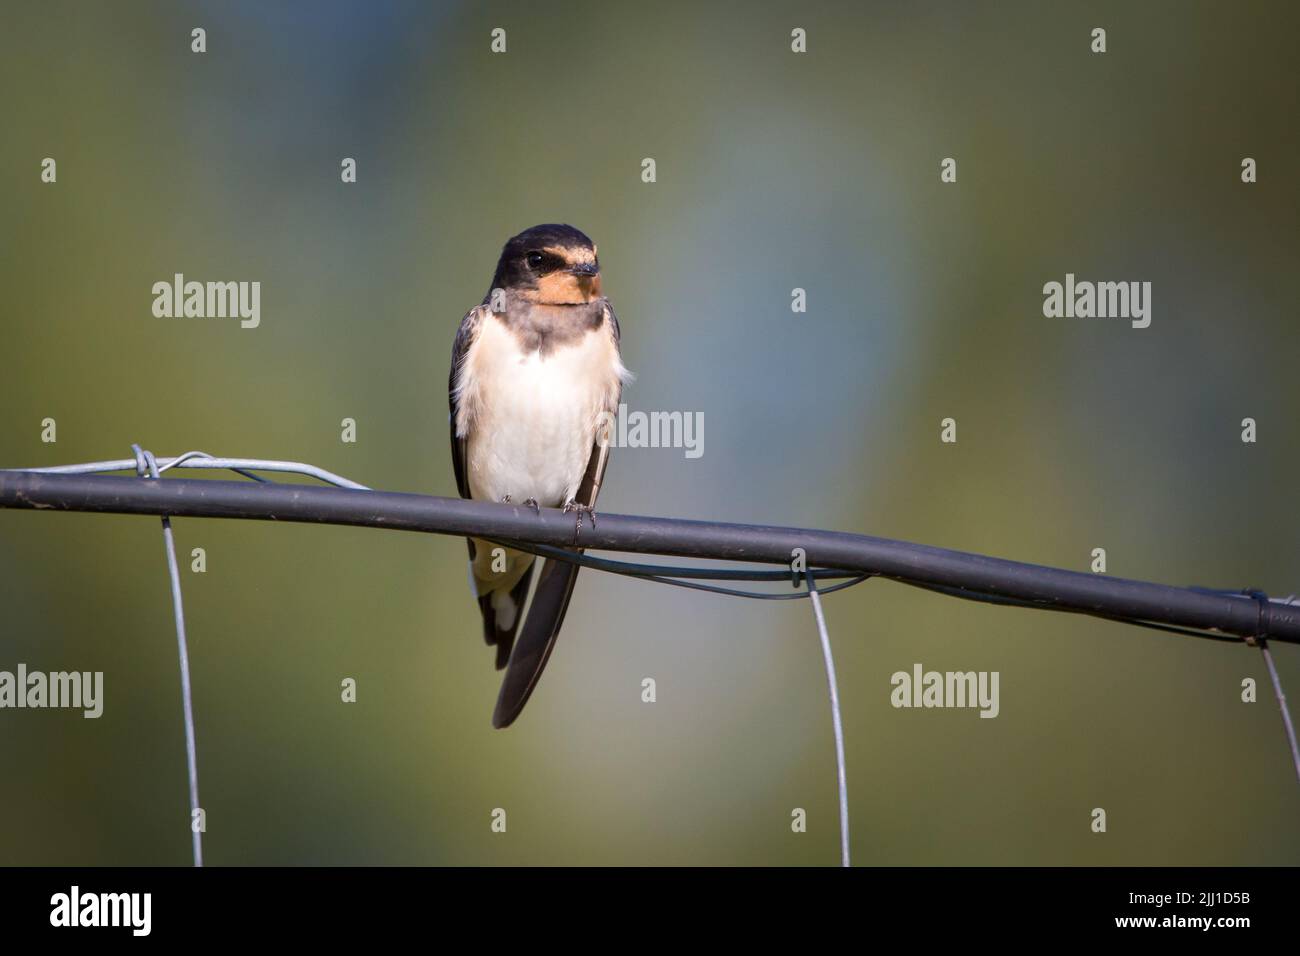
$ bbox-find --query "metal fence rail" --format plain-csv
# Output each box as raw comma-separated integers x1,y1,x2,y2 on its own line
3,468,1298,643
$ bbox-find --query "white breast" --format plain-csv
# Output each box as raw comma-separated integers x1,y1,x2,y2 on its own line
460,313,623,507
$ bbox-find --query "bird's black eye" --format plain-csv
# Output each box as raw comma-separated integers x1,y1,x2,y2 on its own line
526,251,546,269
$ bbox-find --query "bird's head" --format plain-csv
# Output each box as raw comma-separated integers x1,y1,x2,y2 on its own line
491,224,602,305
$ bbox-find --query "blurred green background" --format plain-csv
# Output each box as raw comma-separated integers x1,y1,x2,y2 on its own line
1,1,1297,865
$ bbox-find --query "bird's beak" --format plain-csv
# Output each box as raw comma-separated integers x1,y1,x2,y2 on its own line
568,263,600,278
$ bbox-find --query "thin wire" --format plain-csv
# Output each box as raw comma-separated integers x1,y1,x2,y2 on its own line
1255,591,1300,785
132,445,202,867
806,568,850,867
9,453,369,490
502,543,863,581
1259,643,1300,784
494,539,873,600
626,572,870,600
892,578,1247,644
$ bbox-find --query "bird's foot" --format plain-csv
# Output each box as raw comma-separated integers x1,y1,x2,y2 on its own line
500,494,512,504
563,499,596,536
522,497,541,515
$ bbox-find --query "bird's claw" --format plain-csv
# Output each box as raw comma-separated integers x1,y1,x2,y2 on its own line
563,499,596,536
502,495,541,515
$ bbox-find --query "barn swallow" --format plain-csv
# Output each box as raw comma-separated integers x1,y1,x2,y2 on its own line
449,224,631,728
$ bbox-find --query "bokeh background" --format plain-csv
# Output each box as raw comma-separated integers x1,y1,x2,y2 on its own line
1,1,1297,865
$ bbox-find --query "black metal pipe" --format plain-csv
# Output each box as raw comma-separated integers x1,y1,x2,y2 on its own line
1,471,1296,643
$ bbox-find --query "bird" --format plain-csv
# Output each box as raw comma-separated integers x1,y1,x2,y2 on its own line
449,224,631,728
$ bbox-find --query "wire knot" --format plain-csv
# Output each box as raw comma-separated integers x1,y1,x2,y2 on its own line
130,443,161,480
